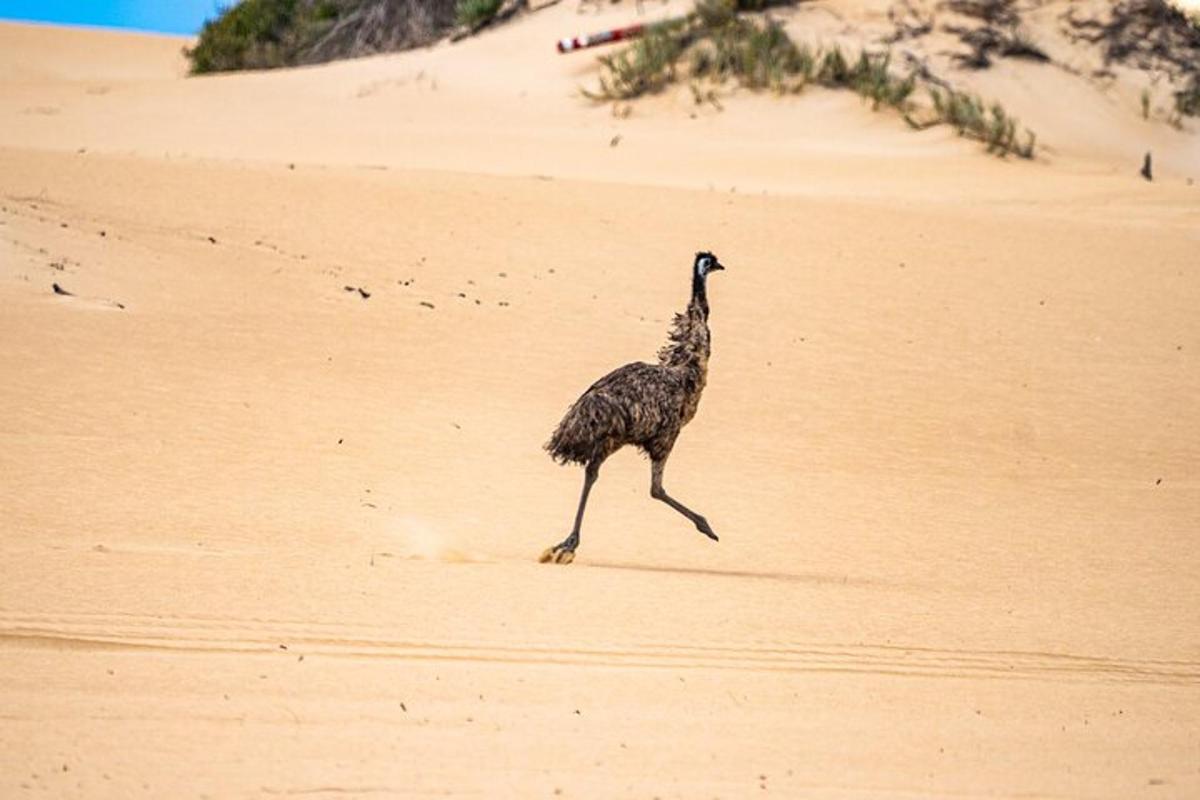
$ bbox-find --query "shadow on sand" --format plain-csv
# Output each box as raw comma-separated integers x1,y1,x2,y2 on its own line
583,560,884,588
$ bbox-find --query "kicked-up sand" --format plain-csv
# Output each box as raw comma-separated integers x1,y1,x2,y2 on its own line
0,5,1198,798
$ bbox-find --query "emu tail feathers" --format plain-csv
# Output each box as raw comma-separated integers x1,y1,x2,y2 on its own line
545,390,618,466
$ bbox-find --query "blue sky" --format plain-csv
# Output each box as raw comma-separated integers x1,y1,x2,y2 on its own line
2,0,1196,34
0,1,223,35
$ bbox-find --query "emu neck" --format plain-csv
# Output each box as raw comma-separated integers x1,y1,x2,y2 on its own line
657,272,713,371
691,270,709,318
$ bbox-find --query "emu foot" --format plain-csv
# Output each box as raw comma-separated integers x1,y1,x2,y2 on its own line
539,537,577,564
695,517,719,542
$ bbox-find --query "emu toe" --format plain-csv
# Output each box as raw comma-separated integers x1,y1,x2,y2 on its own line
539,545,576,564
695,517,719,542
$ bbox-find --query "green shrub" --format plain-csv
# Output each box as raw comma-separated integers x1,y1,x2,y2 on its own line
695,0,737,27
816,47,850,86
186,0,340,73
846,51,915,109
456,0,504,29
1175,76,1200,117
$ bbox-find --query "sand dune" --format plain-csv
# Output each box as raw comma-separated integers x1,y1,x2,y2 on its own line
1,6,1198,798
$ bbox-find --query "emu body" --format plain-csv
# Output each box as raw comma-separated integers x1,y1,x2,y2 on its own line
541,251,726,564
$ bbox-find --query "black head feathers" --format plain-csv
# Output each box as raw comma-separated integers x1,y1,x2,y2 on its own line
694,251,725,275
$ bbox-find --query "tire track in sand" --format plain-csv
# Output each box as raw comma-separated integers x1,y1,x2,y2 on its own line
1,609,1196,686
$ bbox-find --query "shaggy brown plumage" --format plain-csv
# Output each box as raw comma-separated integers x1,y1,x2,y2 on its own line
540,251,727,564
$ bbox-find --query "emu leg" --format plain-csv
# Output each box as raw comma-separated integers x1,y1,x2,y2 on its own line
650,458,718,541
540,461,600,564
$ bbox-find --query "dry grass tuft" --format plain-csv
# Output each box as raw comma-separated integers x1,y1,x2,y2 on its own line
587,0,1035,159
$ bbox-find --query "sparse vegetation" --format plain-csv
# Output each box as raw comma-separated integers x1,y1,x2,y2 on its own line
940,0,1050,68
693,14,810,91
949,23,1049,68
923,87,1036,158
944,0,1018,27
587,0,1035,158
587,22,690,100
1175,75,1200,117
1000,28,1050,62
1063,1,1200,79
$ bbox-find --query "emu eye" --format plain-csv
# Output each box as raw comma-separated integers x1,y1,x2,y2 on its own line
698,256,712,272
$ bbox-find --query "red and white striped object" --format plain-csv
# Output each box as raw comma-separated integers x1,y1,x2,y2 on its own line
557,22,648,53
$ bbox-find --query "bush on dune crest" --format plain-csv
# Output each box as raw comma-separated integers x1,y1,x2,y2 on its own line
587,0,1037,159
188,0,340,73
186,0,459,73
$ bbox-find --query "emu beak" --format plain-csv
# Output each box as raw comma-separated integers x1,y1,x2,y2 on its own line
711,261,726,271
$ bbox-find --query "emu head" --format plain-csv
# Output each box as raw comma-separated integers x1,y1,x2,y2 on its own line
694,251,726,278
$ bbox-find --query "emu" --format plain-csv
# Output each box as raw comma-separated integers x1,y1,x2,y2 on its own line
540,251,727,564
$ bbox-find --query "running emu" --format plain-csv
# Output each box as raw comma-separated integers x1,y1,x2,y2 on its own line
540,251,727,564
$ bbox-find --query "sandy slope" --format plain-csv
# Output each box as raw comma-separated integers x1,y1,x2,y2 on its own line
1,7,1198,799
